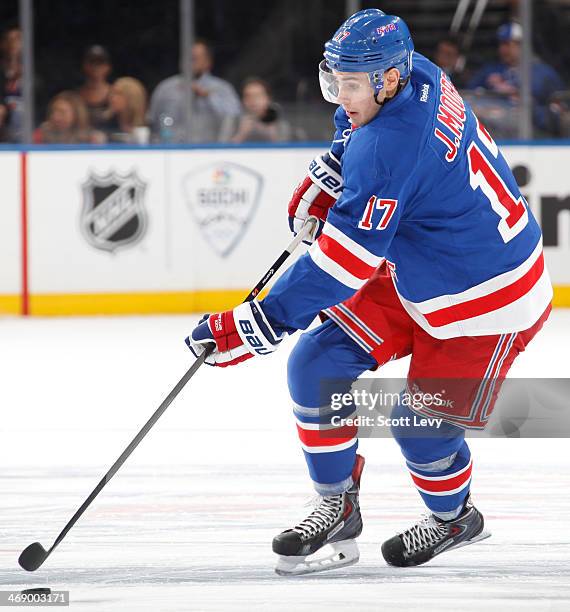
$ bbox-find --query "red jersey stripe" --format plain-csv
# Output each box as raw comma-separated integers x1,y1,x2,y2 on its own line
424,253,545,327
317,233,377,281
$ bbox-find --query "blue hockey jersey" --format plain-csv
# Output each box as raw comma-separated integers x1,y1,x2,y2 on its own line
263,53,552,339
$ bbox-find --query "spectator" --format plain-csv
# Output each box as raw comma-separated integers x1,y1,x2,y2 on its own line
0,26,23,142
0,72,8,142
77,45,113,131
229,78,291,143
433,36,466,88
148,39,241,143
33,91,104,144
467,22,564,134
100,77,148,143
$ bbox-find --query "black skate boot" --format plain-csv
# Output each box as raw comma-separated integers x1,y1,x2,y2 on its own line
381,496,491,567
272,454,365,576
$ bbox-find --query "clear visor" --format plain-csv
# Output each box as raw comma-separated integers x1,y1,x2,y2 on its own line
318,60,377,104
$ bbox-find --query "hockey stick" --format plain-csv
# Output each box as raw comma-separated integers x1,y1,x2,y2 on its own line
18,216,318,572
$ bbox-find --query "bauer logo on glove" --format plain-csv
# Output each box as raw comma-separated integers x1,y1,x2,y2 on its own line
288,152,343,244
186,299,285,367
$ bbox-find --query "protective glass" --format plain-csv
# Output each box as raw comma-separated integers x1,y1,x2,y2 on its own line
318,60,377,104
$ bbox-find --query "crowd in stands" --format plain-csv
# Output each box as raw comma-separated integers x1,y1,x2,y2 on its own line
0,25,22,142
0,21,568,144
438,23,565,137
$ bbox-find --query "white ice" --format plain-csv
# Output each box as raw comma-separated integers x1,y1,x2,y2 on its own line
1,311,570,611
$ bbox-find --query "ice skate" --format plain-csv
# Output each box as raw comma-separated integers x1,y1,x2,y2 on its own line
381,496,491,567
272,454,364,576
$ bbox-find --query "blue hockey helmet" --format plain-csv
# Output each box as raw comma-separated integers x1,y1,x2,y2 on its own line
320,9,414,103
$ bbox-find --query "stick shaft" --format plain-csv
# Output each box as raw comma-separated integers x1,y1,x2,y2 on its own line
51,350,208,553
247,221,316,301
42,218,316,561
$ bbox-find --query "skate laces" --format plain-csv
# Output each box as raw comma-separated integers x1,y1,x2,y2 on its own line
401,515,448,554
293,494,344,540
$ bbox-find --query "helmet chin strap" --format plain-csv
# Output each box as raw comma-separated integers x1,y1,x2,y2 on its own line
374,77,409,107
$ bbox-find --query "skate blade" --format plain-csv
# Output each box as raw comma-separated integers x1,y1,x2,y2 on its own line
275,539,360,576
452,529,492,552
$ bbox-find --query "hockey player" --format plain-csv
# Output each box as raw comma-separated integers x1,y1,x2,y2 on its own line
187,9,552,574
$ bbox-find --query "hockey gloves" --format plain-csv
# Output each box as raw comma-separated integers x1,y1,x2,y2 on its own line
185,300,284,367
288,152,342,244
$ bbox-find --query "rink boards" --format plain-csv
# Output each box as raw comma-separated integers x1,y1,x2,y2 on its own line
0,144,569,315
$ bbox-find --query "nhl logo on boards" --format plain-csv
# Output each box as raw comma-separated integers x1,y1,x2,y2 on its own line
80,170,147,252
183,162,263,257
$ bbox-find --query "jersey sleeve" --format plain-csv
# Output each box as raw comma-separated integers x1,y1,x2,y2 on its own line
263,130,408,331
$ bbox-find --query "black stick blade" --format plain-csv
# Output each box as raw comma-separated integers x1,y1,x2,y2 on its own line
18,542,49,571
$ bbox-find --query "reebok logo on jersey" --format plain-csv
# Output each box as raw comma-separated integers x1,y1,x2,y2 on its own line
420,84,430,102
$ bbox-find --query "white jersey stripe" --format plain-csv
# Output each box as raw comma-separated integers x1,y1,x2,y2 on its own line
408,238,543,313
395,264,552,339
322,222,383,268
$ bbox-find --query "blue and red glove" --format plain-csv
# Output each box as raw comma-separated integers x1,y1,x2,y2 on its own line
288,152,343,244
185,299,284,367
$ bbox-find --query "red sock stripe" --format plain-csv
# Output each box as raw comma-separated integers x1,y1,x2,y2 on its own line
424,253,544,327
296,424,357,447
410,461,472,493
317,233,377,280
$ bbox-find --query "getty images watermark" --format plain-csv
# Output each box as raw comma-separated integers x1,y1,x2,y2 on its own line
330,388,445,429
318,378,570,438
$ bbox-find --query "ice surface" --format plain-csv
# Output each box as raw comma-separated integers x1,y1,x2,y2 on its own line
1,311,569,611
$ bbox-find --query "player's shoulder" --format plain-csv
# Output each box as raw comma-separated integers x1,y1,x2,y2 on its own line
410,52,442,84
399,52,442,123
